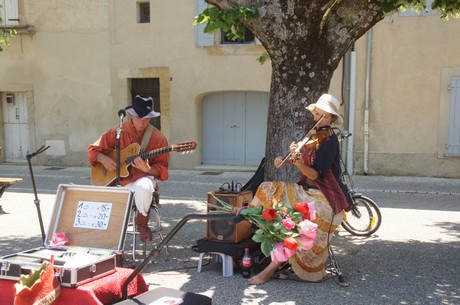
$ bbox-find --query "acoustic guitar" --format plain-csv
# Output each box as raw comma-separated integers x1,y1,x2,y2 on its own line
90,141,197,186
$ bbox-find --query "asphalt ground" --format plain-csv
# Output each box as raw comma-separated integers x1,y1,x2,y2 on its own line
0,164,459,305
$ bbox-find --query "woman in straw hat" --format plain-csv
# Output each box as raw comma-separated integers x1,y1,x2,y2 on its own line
248,94,352,285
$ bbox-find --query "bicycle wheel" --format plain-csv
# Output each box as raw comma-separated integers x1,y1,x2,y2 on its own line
341,195,382,236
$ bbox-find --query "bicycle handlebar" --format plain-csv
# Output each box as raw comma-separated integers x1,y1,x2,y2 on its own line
340,132,352,140
331,127,352,141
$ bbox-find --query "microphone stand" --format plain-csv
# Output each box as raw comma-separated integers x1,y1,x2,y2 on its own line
26,145,50,243
115,111,125,186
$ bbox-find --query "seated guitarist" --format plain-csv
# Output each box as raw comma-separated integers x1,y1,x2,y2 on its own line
88,95,170,243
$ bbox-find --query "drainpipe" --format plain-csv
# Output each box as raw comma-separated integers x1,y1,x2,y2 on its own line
364,28,373,175
346,51,357,176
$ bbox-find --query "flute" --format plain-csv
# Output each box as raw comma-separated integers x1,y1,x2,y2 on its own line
275,115,325,168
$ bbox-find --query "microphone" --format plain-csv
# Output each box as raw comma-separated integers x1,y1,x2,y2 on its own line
118,109,126,120
117,109,126,136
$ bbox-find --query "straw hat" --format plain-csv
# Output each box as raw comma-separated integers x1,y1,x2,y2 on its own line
306,94,343,126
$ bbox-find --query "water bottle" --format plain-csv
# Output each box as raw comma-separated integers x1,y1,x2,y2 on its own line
242,247,251,278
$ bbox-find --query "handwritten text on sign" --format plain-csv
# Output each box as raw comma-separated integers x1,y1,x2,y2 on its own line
74,201,112,230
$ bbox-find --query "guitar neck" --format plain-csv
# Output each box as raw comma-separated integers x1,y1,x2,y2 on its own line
142,146,173,159
125,146,172,164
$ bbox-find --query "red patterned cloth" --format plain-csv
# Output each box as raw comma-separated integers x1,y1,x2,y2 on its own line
0,267,148,305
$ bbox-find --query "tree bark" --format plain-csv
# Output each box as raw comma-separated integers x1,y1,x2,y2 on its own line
205,0,384,181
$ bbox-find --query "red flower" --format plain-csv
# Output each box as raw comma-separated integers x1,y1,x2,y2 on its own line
283,237,298,251
294,202,310,215
262,208,277,221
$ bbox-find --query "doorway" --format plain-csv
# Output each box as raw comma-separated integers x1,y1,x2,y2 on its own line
202,91,268,166
131,78,161,130
1,92,30,162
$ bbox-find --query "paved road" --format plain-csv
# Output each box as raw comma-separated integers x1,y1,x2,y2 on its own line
0,164,459,305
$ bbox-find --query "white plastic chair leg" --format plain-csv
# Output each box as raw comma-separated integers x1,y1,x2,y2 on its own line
197,252,233,277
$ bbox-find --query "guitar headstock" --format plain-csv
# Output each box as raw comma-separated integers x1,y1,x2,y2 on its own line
172,141,197,153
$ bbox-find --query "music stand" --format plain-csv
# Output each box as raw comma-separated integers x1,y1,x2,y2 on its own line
26,145,50,243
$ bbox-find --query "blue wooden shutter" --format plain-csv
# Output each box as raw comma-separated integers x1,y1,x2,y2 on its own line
1,0,19,26
195,0,214,47
447,77,460,155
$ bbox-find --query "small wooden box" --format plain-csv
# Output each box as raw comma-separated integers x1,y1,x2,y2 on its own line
0,184,133,287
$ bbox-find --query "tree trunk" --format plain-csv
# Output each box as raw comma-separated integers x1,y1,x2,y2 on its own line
205,0,385,181
264,53,333,182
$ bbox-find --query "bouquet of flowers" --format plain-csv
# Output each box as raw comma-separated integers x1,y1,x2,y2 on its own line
207,195,318,264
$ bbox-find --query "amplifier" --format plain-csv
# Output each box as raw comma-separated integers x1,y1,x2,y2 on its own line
206,191,253,243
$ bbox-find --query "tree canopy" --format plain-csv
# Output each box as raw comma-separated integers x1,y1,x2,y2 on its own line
0,16,17,52
197,0,459,181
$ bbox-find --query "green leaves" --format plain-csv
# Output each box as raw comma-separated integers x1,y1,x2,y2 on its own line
432,0,460,19
194,5,259,41
380,0,460,19
0,17,17,52
239,206,263,217
241,204,305,257
260,239,274,257
252,229,274,257
257,52,269,64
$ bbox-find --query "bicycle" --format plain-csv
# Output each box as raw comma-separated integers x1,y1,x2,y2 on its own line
333,128,382,236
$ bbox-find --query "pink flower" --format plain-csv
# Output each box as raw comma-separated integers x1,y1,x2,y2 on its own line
298,235,314,250
282,217,296,230
53,232,68,246
271,243,289,263
284,247,296,258
271,241,297,263
299,219,317,239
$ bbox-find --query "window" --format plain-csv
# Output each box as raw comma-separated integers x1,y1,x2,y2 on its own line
138,2,150,23
0,0,19,26
195,0,262,47
221,27,255,44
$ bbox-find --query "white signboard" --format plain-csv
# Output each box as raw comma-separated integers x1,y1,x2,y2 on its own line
74,201,112,230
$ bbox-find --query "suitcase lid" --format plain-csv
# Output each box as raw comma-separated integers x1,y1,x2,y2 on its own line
45,184,134,252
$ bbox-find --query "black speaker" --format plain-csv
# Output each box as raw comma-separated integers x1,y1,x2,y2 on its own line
206,191,253,243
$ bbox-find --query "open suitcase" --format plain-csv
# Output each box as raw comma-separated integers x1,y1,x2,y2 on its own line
0,184,133,287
